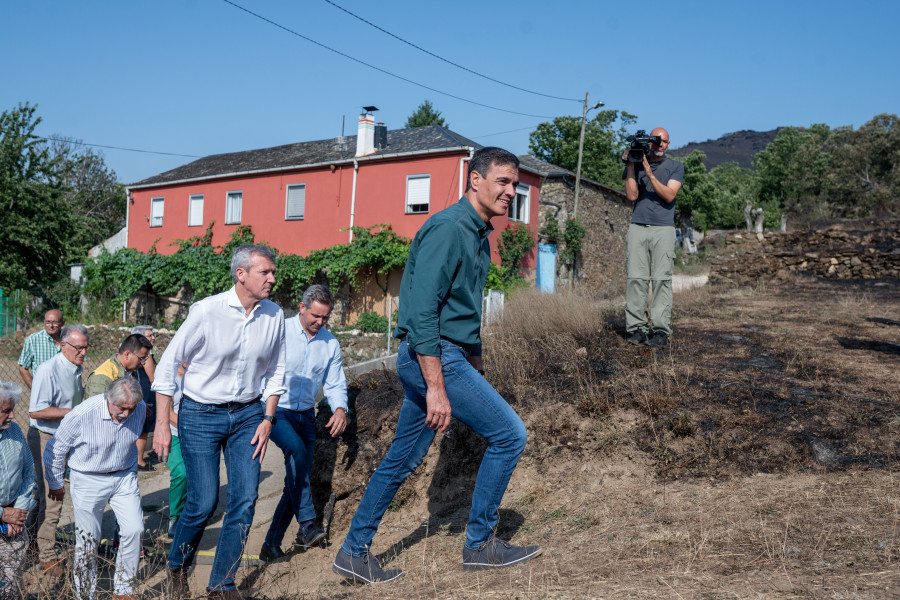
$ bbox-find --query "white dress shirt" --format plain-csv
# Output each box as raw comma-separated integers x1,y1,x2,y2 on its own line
44,394,146,490
278,315,348,413
29,351,84,434
152,287,286,404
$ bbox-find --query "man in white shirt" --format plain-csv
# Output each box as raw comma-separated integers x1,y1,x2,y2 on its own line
152,244,286,599
44,377,145,600
259,285,347,562
28,324,88,576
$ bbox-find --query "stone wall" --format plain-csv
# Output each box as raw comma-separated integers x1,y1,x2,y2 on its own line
708,218,900,285
538,178,632,298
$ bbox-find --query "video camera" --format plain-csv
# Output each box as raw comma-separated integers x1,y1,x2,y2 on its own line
625,130,662,163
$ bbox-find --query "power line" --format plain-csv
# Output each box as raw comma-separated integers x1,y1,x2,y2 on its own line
321,0,581,103
220,0,556,120
474,125,540,139
38,136,200,158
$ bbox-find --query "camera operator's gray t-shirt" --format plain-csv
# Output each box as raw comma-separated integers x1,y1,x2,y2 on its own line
622,157,684,226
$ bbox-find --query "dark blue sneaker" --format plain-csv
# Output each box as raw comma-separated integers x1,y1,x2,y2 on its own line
332,548,403,584
462,537,542,571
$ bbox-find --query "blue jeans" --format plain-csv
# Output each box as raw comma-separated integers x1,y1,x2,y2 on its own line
264,407,317,548
342,339,527,554
167,397,263,592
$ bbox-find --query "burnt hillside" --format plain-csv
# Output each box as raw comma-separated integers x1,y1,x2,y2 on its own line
669,128,782,170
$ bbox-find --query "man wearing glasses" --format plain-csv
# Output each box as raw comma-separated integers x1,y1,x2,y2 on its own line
84,334,152,400
622,127,684,348
28,324,89,577
17,309,64,389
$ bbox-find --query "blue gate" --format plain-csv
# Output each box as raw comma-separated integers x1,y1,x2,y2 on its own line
536,243,557,293
0,289,19,338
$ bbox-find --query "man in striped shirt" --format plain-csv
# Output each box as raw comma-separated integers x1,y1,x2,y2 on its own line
44,377,146,600
0,381,36,600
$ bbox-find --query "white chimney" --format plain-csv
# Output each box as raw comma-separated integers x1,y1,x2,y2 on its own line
356,111,375,157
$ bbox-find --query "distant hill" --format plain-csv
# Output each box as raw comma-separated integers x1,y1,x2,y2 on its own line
669,128,782,171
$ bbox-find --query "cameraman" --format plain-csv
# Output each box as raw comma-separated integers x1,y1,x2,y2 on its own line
622,127,683,347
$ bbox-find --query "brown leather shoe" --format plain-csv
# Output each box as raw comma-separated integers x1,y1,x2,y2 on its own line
40,558,66,578
168,568,190,599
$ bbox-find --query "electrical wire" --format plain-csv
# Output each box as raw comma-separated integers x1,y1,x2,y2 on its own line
37,136,200,158
220,0,556,119
321,0,581,103
473,125,540,139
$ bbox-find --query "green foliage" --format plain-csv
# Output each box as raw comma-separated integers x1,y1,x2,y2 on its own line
540,212,562,244
529,109,637,189
355,310,389,333
79,223,412,320
484,261,511,292
562,218,586,264
498,223,535,281
405,100,447,129
0,102,70,290
707,162,758,229
672,150,720,230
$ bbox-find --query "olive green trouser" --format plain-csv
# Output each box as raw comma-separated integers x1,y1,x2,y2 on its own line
625,223,676,337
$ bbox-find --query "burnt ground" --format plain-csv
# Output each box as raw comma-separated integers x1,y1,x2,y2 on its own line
241,270,899,599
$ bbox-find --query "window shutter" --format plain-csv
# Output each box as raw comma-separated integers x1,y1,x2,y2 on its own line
406,175,430,213
286,184,305,219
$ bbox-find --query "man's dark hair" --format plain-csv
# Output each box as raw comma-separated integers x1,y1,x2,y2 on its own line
119,334,152,355
466,147,520,192
302,284,334,308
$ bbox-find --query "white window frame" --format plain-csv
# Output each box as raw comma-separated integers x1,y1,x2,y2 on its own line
188,194,204,227
285,183,306,220
225,190,242,225
405,173,430,214
508,183,530,223
150,197,164,227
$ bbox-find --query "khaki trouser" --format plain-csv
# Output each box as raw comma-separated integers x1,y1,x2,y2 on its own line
27,428,67,563
625,223,676,337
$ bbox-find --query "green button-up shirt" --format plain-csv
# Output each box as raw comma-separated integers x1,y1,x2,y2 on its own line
394,196,493,357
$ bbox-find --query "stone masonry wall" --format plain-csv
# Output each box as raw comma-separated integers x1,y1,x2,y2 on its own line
709,218,900,285
538,179,633,299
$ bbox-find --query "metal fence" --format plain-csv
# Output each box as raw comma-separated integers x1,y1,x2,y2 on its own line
0,288,19,338
1,326,174,430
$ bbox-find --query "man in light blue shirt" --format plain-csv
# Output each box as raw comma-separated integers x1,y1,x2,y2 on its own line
260,284,347,562
0,381,36,600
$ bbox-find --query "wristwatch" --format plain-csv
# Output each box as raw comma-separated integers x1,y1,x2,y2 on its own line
263,414,277,426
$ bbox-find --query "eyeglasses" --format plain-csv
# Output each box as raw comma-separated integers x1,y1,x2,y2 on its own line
44,320,62,326
137,354,149,364
658,139,669,144
64,341,89,354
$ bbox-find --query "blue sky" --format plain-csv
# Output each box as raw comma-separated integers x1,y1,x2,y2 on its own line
2,0,897,184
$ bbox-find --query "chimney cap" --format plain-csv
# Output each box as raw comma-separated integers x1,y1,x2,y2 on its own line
362,105,379,113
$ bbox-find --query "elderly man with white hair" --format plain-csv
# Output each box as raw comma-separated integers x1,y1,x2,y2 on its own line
0,381,36,599
44,377,146,600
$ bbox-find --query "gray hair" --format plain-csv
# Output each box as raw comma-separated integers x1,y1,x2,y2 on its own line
60,324,89,344
0,381,22,406
231,244,276,283
466,147,519,192
131,325,153,335
302,284,334,308
106,378,143,407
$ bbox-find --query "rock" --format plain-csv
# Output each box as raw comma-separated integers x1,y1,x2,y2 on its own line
850,256,862,266
575,347,587,358
830,257,839,265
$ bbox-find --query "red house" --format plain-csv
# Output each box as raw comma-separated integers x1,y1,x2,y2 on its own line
127,112,541,268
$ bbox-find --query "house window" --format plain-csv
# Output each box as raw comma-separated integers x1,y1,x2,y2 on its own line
285,184,305,220
188,194,204,226
150,197,164,227
405,174,430,214
225,191,242,224
508,183,530,223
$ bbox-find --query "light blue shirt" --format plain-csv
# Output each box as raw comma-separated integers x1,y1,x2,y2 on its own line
277,315,347,413
44,394,146,490
0,422,36,522
29,351,84,434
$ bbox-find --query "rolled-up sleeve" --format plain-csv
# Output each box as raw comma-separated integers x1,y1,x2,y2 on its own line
44,413,78,490
323,341,348,413
405,222,461,356
261,312,287,399
152,303,206,396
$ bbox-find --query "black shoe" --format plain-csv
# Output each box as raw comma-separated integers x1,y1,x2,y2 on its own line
332,548,403,584
626,330,649,345
296,524,327,548
462,537,542,571
259,543,284,562
644,331,669,348
137,463,154,472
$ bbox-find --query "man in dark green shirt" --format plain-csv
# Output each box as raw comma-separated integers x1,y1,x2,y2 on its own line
334,147,540,584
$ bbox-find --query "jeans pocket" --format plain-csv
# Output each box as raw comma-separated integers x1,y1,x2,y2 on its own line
396,344,417,370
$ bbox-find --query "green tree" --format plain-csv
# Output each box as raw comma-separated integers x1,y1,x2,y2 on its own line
672,150,718,229
405,100,447,128
0,103,71,290
707,161,758,228
528,110,637,189
49,137,127,264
